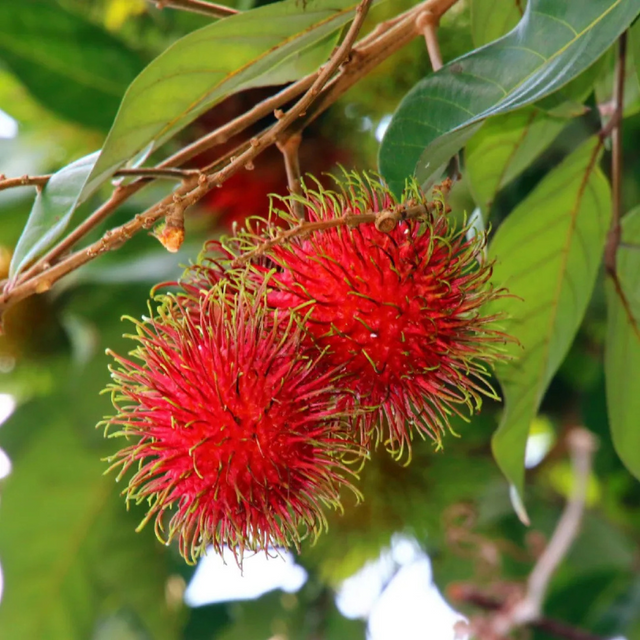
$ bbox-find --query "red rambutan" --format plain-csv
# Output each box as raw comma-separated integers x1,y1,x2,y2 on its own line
261,175,506,456
103,284,359,563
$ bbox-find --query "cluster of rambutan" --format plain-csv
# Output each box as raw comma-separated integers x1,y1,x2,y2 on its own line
102,173,507,564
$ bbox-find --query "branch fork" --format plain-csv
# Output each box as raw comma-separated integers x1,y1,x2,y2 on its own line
0,0,462,318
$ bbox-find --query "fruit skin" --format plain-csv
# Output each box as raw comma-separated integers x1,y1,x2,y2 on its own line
103,283,359,563
261,175,507,457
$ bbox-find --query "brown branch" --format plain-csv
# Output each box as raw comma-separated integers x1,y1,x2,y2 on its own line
453,587,606,640
517,430,597,622
277,133,305,219
605,31,627,277
416,10,444,71
230,200,438,267
0,0,461,312
166,76,314,169
148,0,237,18
602,33,640,342
15,81,315,287
0,167,199,193
116,167,200,180
19,0,443,277
0,174,51,192
456,428,598,640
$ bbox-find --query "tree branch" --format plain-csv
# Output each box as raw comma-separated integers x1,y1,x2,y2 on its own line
0,0,462,312
0,174,51,192
0,167,200,193
605,31,627,278
277,133,305,219
416,10,444,71
230,196,446,268
148,0,237,19
453,587,606,640
453,427,598,640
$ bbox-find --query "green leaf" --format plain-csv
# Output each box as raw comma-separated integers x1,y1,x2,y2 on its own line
83,0,379,200
0,0,144,131
487,137,611,497
605,207,640,479
465,106,565,213
0,404,179,640
379,0,640,196
536,54,607,116
471,0,524,47
9,151,99,279
629,17,640,86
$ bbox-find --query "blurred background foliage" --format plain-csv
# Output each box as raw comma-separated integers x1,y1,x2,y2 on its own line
0,1,639,639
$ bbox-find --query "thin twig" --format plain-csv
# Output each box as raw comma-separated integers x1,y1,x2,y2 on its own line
15,81,315,285
167,76,314,169
415,8,464,180
489,428,598,637
277,133,305,219
0,174,51,192
148,0,237,18
0,167,199,193
453,587,606,640
230,200,436,267
416,10,444,71
116,167,200,180
521,430,597,616
20,0,445,275
0,0,461,311
602,33,640,343
605,31,627,277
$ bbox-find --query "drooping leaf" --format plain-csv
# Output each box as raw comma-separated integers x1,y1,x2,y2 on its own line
0,404,179,640
487,137,611,498
83,0,381,200
9,151,99,279
471,0,524,48
605,207,640,480
379,0,640,196
0,0,144,130
465,106,565,213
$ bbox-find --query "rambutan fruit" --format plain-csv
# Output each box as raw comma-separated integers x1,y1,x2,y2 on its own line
260,174,507,457
102,283,359,563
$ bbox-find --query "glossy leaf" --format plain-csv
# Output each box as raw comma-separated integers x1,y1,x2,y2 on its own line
0,404,178,640
83,0,378,200
379,0,640,196
605,207,640,479
471,0,524,47
0,0,144,130
9,151,99,279
9,151,100,277
465,107,565,213
472,0,600,117
487,137,611,497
